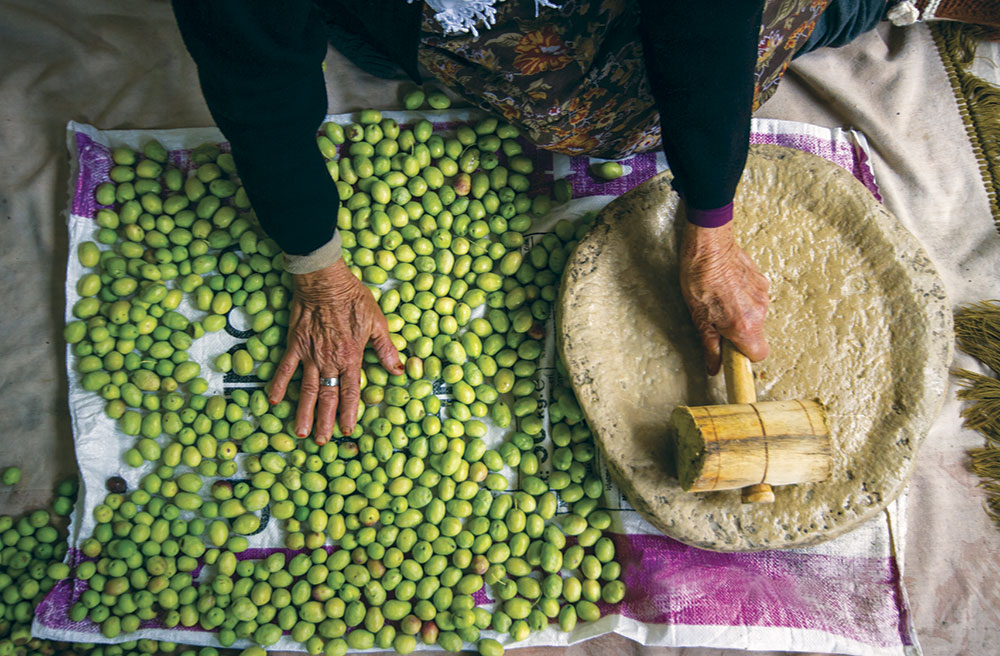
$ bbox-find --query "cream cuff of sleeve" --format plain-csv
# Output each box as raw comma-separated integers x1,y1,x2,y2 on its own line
282,232,343,274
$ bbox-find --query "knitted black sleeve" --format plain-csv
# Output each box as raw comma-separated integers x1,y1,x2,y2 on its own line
172,0,339,255
637,1,766,212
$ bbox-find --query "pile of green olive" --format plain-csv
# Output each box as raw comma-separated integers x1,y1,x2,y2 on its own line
58,110,623,656
0,475,244,655
0,479,77,654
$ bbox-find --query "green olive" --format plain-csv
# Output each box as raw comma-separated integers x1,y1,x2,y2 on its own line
591,161,623,180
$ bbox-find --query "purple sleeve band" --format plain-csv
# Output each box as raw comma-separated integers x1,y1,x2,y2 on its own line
686,202,733,228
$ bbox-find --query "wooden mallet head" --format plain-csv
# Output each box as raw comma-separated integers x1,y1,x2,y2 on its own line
671,341,833,503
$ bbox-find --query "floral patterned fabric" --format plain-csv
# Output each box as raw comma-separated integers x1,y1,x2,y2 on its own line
418,0,831,158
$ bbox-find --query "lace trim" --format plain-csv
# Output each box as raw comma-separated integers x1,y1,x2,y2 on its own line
413,0,561,36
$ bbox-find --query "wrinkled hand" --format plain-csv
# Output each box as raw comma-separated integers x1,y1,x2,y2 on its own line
268,259,403,444
679,220,770,375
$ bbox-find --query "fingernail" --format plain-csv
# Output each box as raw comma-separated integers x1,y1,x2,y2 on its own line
297,430,307,438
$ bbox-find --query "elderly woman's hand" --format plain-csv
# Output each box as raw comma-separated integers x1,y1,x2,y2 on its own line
268,259,403,444
679,220,770,375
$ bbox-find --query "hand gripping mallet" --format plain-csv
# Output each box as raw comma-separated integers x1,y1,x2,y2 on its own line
671,341,833,503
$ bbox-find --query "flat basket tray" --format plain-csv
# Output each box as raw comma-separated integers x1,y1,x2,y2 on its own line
557,145,952,551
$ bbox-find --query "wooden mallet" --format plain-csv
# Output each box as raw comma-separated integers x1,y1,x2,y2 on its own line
672,341,833,503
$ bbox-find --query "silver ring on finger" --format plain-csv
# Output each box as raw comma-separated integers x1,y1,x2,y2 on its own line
320,376,339,388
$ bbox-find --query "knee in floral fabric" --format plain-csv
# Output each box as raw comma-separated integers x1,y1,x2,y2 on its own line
418,0,837,156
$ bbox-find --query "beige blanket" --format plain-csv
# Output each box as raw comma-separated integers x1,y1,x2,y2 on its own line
0,1,998,653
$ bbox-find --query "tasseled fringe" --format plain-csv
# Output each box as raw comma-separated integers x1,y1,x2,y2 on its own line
933,23,1000,231
955,370,1000,442
953,301,1000,530
955,301,1000,373
968,449,1000,524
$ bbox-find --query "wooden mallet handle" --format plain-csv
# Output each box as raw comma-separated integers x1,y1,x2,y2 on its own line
722,341,756,405
721,341,776,504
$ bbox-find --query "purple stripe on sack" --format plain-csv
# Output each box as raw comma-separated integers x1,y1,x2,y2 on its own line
37,536,909,650
474,587,492,605
35,549,100,635
36,545,354,635
34,578,88,633
749,132,882,200
548,131,881,205
566,152,659,199
37,541,494,639
601,533,911,648
850,140,881,201
73,133,112,218
235,546,315,560
166,141,229,173
72,133,232,221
